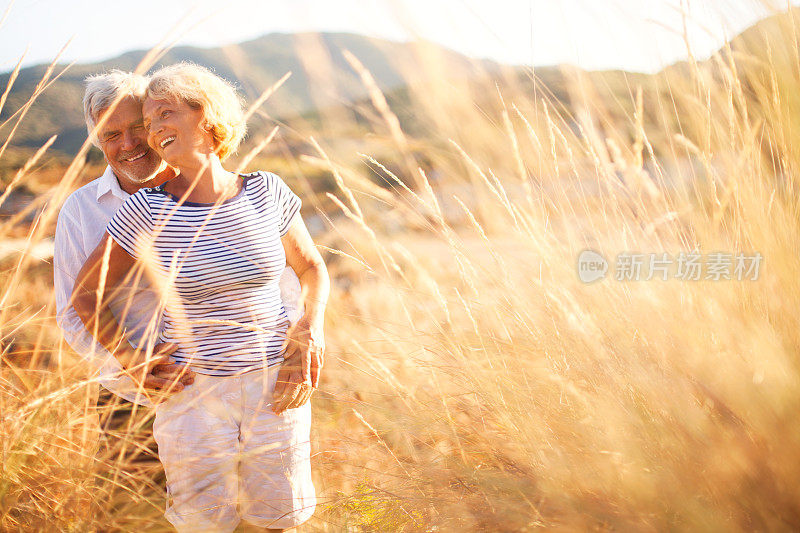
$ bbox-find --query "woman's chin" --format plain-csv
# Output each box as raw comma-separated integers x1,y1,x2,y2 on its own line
159,151,182,168
157,147,218,171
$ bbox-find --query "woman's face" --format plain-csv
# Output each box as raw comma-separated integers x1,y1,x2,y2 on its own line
142,96,214,167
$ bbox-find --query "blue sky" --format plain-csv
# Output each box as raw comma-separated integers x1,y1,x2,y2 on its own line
0,0,790,74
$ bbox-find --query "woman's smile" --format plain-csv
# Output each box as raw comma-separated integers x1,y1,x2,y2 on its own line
159,135,176,149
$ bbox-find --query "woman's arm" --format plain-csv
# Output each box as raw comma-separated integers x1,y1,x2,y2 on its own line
273,214,330,414
72,233,192,393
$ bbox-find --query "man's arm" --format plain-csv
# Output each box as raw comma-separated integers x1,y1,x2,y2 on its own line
279,266,303,325
54,203,155,405
72,233,186,389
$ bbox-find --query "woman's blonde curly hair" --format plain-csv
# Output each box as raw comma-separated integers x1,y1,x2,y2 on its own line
147,63,246,161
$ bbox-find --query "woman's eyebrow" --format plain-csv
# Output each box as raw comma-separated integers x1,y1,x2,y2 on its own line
144,104,163,119
142,104,162,128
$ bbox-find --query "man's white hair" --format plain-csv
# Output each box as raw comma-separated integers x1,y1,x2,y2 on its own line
83,70,148,147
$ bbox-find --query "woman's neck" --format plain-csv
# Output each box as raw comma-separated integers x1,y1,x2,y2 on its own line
167,154,239,203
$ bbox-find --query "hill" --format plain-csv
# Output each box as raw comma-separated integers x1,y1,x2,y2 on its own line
0,32,507,156
2,7,799,182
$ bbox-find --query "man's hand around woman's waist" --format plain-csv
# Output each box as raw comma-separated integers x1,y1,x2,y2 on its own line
113,341,195,403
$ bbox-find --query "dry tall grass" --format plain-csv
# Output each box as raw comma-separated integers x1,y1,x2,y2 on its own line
2,5,800,532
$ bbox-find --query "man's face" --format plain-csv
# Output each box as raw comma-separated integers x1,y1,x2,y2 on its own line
96,96,162,188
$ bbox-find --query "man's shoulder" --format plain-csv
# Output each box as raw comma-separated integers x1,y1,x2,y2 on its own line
57,176,108,229
60,175,105,213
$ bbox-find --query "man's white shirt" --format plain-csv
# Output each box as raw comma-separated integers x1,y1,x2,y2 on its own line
54,166,302,406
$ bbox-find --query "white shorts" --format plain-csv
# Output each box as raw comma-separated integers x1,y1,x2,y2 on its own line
152,365,316,532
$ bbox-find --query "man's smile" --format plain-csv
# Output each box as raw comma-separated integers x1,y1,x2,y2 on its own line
121,151,146,162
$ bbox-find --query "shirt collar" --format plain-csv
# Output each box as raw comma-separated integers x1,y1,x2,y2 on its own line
95,166,130,202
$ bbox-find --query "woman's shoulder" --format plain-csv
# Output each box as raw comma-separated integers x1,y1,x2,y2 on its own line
124,182,171,202
241,170,294,188
139,182,169,197
118,184,170,215
122,187,155,207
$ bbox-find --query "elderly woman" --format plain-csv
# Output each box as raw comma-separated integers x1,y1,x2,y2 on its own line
72,63,328,532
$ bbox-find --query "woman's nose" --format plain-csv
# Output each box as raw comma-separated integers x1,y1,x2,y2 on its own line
151,121,164,136
147,129,161,149
146,122,159,139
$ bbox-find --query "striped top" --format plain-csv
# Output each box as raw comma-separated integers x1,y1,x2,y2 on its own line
106,171,301,376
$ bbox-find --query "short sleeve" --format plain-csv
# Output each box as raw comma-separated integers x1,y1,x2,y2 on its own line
265,172,301,236
106,192,153,259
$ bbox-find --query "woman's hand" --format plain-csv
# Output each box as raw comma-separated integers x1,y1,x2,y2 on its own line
276,206,330,415
272,316,325,414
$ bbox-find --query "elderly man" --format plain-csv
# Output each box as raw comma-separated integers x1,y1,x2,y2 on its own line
54,70,194,406
51,70,195,526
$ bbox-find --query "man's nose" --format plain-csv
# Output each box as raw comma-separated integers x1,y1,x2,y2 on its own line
121,129,141,150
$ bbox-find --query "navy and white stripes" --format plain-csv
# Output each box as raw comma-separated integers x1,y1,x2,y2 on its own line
106,171,301,376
